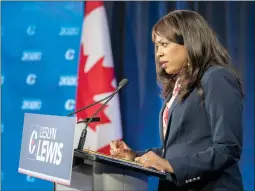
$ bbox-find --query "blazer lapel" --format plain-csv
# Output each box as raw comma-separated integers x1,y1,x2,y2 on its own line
159,93,172,144
164,97,178,144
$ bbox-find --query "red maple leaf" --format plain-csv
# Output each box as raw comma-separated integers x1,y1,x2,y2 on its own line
76,45,115,131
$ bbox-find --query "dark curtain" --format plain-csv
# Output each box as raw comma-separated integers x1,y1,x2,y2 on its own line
104,1,254,190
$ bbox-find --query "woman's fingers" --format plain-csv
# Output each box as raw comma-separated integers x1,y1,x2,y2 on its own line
110,141,124,156
110,141,116,151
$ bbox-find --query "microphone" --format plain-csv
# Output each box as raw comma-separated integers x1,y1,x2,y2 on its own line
67,97,109,124
67,79,128,122
76,78,128,151
67,94,113,117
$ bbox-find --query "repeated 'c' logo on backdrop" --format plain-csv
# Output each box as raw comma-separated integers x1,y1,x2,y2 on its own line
26,74,37,85
26,175,35,183
65,49,75,61
27,25,36,36
65,99,75,111
3,3,83,190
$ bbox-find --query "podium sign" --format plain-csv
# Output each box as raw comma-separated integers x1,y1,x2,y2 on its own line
18,113,76,186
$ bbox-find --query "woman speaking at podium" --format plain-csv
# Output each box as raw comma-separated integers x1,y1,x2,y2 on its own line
110,10,244,191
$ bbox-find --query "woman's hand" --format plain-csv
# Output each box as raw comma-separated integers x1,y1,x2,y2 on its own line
109,140,137,161
135,151,174,173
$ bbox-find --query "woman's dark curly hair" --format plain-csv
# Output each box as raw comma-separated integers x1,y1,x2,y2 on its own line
152,10,244,103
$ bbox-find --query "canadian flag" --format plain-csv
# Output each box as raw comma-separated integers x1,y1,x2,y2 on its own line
74,1,122,155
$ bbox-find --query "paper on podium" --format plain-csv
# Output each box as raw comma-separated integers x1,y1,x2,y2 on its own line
74,149,167,178
84,149,141,165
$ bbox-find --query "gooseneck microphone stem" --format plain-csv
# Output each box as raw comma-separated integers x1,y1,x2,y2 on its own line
67,94,112,117
77,87,121,151
77,79,128,151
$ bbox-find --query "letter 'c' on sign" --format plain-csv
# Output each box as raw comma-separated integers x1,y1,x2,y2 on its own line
29,131,37,154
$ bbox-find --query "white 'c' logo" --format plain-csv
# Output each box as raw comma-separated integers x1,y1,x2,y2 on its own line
65,49,75,60
27,25,36,36
26,74,37,85
65,99,75,111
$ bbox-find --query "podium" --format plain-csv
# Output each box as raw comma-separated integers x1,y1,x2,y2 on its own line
54,149,167,191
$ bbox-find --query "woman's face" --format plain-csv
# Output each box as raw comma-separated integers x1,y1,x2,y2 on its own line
155,34,188,75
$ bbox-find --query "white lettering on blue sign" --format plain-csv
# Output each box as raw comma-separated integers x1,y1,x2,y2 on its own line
59,27,79,36
21,100,42,110
59,76,77,86
28,126,64,165
21,51,42,61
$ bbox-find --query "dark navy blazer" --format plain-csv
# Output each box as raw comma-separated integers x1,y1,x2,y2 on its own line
137,66,244,191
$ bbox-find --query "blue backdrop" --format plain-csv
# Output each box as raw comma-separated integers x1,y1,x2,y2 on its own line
1,1,254,191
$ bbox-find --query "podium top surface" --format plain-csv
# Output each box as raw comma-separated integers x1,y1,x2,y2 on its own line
74,149,167,178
